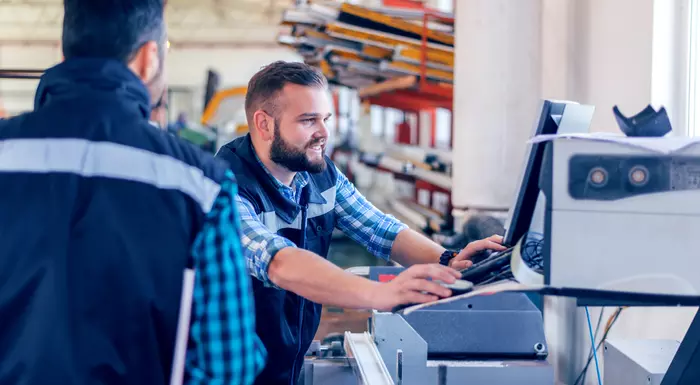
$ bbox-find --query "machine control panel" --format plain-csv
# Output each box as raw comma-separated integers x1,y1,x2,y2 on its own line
568,155,700,200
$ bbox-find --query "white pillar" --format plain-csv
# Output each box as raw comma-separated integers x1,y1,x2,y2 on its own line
452,0,542,211
651,0,692,136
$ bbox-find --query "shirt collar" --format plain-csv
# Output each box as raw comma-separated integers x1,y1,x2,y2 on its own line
252,149,309,193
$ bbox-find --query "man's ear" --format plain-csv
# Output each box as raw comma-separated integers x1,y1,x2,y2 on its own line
127,41,160,83
253,110,274,141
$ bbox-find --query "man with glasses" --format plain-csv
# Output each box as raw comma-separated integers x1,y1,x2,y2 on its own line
0,1,265,384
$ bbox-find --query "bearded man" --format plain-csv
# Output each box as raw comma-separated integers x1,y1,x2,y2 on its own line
215,61,504,385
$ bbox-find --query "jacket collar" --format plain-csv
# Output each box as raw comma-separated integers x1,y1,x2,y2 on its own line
34,58,151,119
228,134,328,223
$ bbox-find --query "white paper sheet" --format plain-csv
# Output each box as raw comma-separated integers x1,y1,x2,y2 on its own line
529,133,700,154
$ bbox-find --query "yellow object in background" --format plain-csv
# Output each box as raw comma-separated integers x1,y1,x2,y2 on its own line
235,124,248,135
200,86,247,127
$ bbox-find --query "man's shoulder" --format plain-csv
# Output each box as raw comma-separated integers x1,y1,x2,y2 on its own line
0,114,25,138
214,137,253,177
143,125,231,184
214,136,244,161
0,109,60,140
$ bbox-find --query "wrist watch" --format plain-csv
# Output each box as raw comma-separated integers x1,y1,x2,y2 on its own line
439,249,459,266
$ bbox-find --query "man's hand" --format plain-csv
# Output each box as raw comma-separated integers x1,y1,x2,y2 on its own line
449,234,507,270
371,264,461,311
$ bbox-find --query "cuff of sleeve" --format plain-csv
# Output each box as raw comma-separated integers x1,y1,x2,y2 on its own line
386,219,409,244
368,214,409,260
259,237,297,290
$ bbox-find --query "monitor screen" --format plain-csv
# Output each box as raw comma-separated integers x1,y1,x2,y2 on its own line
503,100,594,246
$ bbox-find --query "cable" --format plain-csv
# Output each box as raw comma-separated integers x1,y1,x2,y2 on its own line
581,308,605,385
520,232,545,271
574,307,624,385
585,307,603,385
575,308,622,385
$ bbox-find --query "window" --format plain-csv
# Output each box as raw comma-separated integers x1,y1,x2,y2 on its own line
370,105,384,137
690,0,700,135
435,108,452,149
383,107,402,143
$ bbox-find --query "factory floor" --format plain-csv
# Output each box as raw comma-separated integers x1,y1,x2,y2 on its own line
313,235,392,341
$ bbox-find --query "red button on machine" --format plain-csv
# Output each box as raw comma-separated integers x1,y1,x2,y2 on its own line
378,274,397,283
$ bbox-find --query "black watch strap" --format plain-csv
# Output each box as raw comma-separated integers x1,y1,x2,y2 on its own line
439,250,458,266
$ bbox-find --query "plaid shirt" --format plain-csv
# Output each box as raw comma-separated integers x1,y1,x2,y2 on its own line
235,157,408,288
186,171,267,384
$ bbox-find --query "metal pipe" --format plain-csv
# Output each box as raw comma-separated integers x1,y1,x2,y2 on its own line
0,39,280,49
0,74,42,80
0,69,44,73
0,69,45,80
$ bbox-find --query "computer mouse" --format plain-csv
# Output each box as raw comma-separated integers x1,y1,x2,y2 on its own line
389,279,475,313
437,279,474,295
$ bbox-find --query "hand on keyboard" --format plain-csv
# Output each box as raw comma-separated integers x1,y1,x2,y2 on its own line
460,248,514,285
449,234,508,270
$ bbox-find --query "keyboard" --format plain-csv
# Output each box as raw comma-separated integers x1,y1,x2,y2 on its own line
460,247,514,285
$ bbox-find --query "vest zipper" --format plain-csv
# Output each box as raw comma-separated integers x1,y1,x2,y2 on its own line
291,299,306,385
291,201,309,385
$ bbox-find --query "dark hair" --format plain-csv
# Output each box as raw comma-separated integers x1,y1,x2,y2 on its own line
245,61,328,123
62,0,166,63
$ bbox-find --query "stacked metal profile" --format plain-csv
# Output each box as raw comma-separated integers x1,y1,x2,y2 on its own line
277,1,454,95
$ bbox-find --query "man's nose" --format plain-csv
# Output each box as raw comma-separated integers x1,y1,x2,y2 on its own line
316,120,330,139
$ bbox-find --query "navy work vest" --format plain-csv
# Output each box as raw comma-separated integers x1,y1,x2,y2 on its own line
0,58,228,385
217,135,337,385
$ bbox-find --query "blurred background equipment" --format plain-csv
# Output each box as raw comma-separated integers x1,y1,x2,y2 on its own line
277,0,458,248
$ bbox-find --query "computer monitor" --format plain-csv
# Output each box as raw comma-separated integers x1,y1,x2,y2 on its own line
503,100,595,246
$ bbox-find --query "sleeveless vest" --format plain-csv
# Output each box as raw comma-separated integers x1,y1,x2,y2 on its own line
217,135,337,385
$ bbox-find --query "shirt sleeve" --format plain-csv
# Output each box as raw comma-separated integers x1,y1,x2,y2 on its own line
235,194,297,289
185,171,267,385
333,165,408,261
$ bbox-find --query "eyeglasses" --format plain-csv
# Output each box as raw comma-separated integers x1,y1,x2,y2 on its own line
153,92,168,110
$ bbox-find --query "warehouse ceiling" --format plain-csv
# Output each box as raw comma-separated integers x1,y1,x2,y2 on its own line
0,0,292,47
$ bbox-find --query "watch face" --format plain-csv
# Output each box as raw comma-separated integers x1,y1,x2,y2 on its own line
440,250,455,265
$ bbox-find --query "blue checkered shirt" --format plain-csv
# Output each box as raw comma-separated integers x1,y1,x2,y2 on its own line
235,158,408,288
186,171,267,384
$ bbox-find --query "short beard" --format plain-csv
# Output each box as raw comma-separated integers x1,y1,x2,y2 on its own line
269,120,327,173
147,40,167,110
147,67,166,110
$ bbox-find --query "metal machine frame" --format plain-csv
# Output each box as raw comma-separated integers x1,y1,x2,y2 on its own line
367,309,553,385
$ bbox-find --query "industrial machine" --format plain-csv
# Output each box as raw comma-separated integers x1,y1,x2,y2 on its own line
542,133,700,298
525,104,700,384
536,132,700,384
299,100,596,385
305,100,700,384
362,266,552,385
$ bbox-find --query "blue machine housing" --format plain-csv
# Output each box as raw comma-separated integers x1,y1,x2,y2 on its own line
369,266,549,359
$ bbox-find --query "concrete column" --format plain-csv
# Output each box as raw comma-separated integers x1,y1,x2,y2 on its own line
452,0,542,210
541,0,576,100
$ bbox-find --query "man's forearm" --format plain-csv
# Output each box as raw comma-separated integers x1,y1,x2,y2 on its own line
268,247,381,309
389,228,445,266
